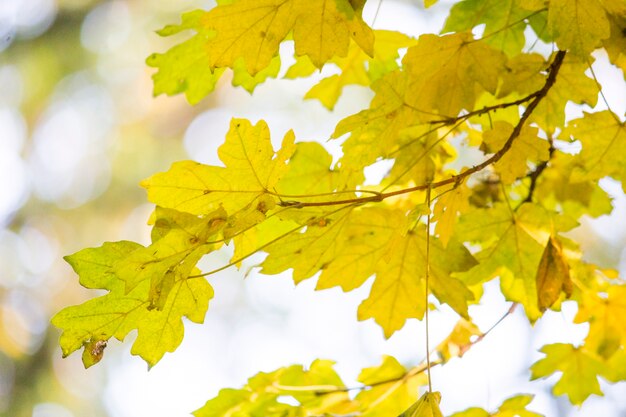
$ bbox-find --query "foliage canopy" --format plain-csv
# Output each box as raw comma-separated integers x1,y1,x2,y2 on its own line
53,0,626,415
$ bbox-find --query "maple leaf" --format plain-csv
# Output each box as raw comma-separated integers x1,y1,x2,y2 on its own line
457,203,575,321
261,206,401,286
114,206,226,294
436,318,481,363
290,30,416,110
194,360,355,417
603,14,626,78
51,241,213,367
358,226,476,337
147,11,281,104
332,70,419,172
529,55,598,133
575,285,626,359
356,356,424,416
482,122,550,184
403,32,507,117
450,394,543,417
142,118,295,216
565,111,626,187
397,391,444,417
531,343,605,405
498,53,547,98
275,141,363,200
443,0,545,56
536,235,572,312
534,152,613,218
200,0,374,75
547,0,613,57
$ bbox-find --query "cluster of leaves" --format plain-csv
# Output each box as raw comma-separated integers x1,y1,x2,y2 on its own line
53,0,626,416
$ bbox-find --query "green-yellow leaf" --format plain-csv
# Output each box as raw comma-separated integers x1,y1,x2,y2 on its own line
603,15,626,78
535,152,613,218
565,111,626,186
498,53,547,98
575,285,626,358
432,183,471,248
443,0,543,56
115,207,225,294
530,343,605,405
457,203,571,321
450,394,543,417
301,30,416,110
146,11,224,104
52,241,213,367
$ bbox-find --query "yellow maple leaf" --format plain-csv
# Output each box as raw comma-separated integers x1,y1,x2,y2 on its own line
547,0,612,56
575,285,626,359
357,356,424,417
603,15,626,78
565,110,626,186
529,54,598,133
358,227,475,338
403,32,506,117
300,30,416,109
531,343,605,405
201,0,374,75
141,119,295,216
435,318,481,363
397,391,444,417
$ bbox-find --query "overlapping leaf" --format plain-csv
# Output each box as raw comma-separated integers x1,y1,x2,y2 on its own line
403,32,507,117
529,55,598,133
457,203,576,321
481,122,549,184
194,360,357,417
200,0,374,75
286,30,416,109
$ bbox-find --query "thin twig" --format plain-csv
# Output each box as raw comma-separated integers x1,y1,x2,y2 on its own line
424,185,433,392
273,303,518,397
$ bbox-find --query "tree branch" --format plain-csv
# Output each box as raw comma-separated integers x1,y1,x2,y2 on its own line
278,50,567,209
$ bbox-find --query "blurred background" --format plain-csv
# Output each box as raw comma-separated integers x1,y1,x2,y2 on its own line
1,0,625,416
